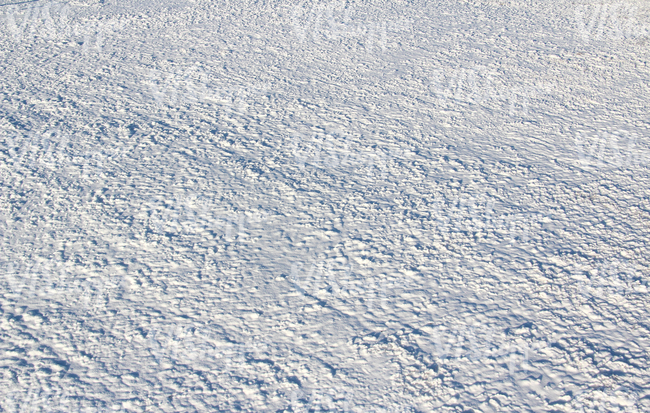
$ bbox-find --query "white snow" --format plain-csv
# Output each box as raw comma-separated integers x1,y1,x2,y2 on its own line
0,0,649,411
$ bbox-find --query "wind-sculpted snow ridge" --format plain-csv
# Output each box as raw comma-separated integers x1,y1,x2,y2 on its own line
0,0,649,411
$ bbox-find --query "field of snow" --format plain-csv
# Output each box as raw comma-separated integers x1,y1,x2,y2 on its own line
1,0,649,411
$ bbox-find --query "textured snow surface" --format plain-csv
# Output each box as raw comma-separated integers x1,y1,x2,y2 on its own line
1,0,650,411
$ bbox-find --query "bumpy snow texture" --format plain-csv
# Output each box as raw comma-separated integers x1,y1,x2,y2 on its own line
1,0,649,412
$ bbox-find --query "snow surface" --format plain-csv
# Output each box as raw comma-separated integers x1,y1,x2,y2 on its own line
1,0,649,411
